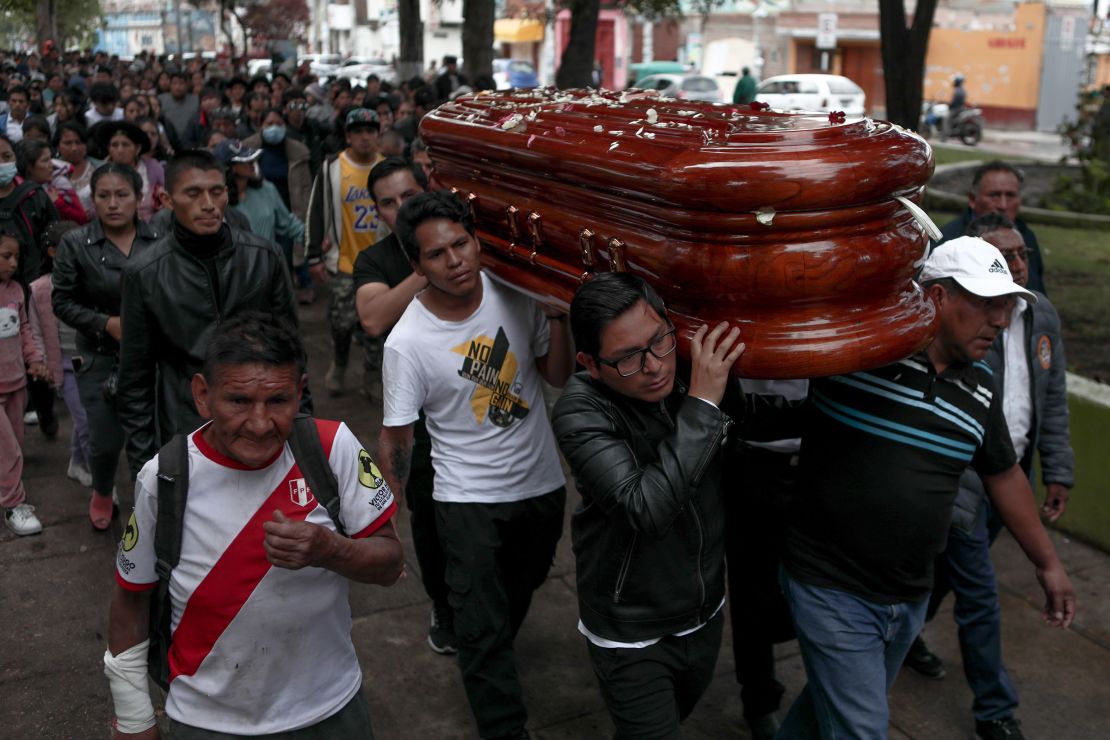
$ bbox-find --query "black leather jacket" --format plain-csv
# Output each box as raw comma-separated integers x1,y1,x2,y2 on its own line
118,224,303,477
552,371,802,643
52,219,161,356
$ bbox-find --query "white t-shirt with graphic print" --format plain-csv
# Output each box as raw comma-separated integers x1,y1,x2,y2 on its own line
116,419,395,734
382,271,565,503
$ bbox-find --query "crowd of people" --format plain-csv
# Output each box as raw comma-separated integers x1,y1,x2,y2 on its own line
0,46,1080,740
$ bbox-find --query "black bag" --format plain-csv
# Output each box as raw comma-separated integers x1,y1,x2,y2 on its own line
146,414,342,690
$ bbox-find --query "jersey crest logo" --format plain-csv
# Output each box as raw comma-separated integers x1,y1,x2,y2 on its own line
289,478,316,507
122,512,139,552
1038,335,1052,370
358,449,384,490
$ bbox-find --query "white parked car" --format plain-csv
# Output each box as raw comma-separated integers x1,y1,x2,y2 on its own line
246,59,272,79
636,73,723,103
302,53,343,80
335,56,395,84
756,74,866,116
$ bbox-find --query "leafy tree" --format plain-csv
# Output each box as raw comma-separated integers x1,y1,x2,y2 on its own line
556,0,681,89
0,0,102,48
240,0,309,44
877,0,937,131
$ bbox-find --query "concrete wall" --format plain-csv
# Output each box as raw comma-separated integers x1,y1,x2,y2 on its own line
923,2,1047,130
1054,376,1110,553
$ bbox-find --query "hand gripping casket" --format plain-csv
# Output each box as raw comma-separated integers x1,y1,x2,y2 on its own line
419,88,938,378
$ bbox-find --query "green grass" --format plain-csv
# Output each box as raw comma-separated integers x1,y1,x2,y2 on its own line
931,144,1013,166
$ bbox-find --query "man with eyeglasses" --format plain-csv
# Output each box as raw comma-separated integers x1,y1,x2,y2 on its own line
551,272,798,738
904,214,1074,740
377,191,574,740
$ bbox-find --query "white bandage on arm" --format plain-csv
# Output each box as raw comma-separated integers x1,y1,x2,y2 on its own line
103,640,157,733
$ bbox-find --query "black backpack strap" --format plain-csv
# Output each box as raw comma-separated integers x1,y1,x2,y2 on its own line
288,414,345,536
148,433,189,690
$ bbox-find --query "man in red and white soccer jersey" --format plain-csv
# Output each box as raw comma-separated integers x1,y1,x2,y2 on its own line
105,313,404,739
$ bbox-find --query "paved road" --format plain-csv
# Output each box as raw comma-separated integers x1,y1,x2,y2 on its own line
934,128,1072,163
3,294,1108,738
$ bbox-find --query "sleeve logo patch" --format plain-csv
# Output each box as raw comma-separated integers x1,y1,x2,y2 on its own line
122,512,139,552
1038,335,1052,370
358,449,384,490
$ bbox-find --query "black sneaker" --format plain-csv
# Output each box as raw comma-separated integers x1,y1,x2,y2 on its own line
428,602,458,655
903,636,946,679
976,717,1025,740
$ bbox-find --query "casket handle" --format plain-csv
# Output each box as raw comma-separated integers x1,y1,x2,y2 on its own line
607,238,627,272
528,212,543,250
467,192,479,221
506,205,521,245
579,228,597,267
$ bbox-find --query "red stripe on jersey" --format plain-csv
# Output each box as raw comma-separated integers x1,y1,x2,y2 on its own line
166,419,345,683
116,571,157,592
352,499,397,540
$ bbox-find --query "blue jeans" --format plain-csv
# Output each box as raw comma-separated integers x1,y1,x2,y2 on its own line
777,569,927,740
925,498,1019,721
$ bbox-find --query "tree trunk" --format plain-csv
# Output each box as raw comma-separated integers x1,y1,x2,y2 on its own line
461,0,495,86
878,0,937,131
397,0,424,83
35,0,56,49
555,0,599,89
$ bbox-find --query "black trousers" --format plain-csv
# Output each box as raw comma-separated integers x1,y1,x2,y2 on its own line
724,445,797,720
74,352,125,493
436,487,566,739
168,685,374,739
587,611,725,740
408,417,448,605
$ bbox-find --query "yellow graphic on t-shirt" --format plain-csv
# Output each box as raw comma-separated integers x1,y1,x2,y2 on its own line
358,449,384,490
451,327,531,428
122,512,139,552
336,152,384,274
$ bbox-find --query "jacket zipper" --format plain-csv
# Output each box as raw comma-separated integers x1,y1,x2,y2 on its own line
692,501,706,611
613,533,638,603
690,418,732,485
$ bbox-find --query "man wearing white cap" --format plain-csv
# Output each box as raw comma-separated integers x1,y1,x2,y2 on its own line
907,220,1074,740
776,236,1076,739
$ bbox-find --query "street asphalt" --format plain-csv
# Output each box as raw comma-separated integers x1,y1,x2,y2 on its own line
2,278,1108,739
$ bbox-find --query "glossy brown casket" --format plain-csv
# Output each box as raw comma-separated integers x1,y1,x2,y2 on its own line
419,88,938,378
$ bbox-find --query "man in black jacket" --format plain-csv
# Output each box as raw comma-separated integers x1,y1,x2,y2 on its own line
552,273,787,739
117,149,307,477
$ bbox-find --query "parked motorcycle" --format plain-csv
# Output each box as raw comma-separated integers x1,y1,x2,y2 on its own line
920,101,985,146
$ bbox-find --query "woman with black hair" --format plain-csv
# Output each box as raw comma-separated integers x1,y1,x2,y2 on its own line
15,138,88,223
52,162,160,529
95,120,164,221
54,121,102,214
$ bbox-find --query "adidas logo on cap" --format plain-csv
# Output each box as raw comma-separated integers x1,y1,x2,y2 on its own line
988,258,1007,274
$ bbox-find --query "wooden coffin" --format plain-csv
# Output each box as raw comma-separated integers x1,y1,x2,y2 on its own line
419,88,938,378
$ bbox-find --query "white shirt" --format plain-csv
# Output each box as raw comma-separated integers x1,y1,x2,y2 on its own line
1003,298,1032,459
116,420,396,734
6,115,24,142
383,271,566,503
739,378,809,454
578,598,726,649
84,106,124,126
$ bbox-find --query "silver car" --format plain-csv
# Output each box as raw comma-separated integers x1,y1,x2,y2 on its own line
756,74,866,116
636,74,723,103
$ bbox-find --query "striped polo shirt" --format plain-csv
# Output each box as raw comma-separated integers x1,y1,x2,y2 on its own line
785,354,1016,604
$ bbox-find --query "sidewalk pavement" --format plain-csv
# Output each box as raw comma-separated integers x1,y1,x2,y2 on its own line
936,128,1072,164
2,296,1109,738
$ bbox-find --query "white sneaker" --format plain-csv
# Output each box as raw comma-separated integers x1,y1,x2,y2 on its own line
23,410,38,426
5,503,43,536
67,458,93,487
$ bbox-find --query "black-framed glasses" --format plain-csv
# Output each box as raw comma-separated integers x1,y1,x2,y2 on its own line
598,327,678,377
1000,248,1028,264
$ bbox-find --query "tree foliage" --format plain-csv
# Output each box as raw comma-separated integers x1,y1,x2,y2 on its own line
0,0,102,48
240,0,309,43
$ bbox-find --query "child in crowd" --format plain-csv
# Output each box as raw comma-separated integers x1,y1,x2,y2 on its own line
31,221,91,487
0,230,50,535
